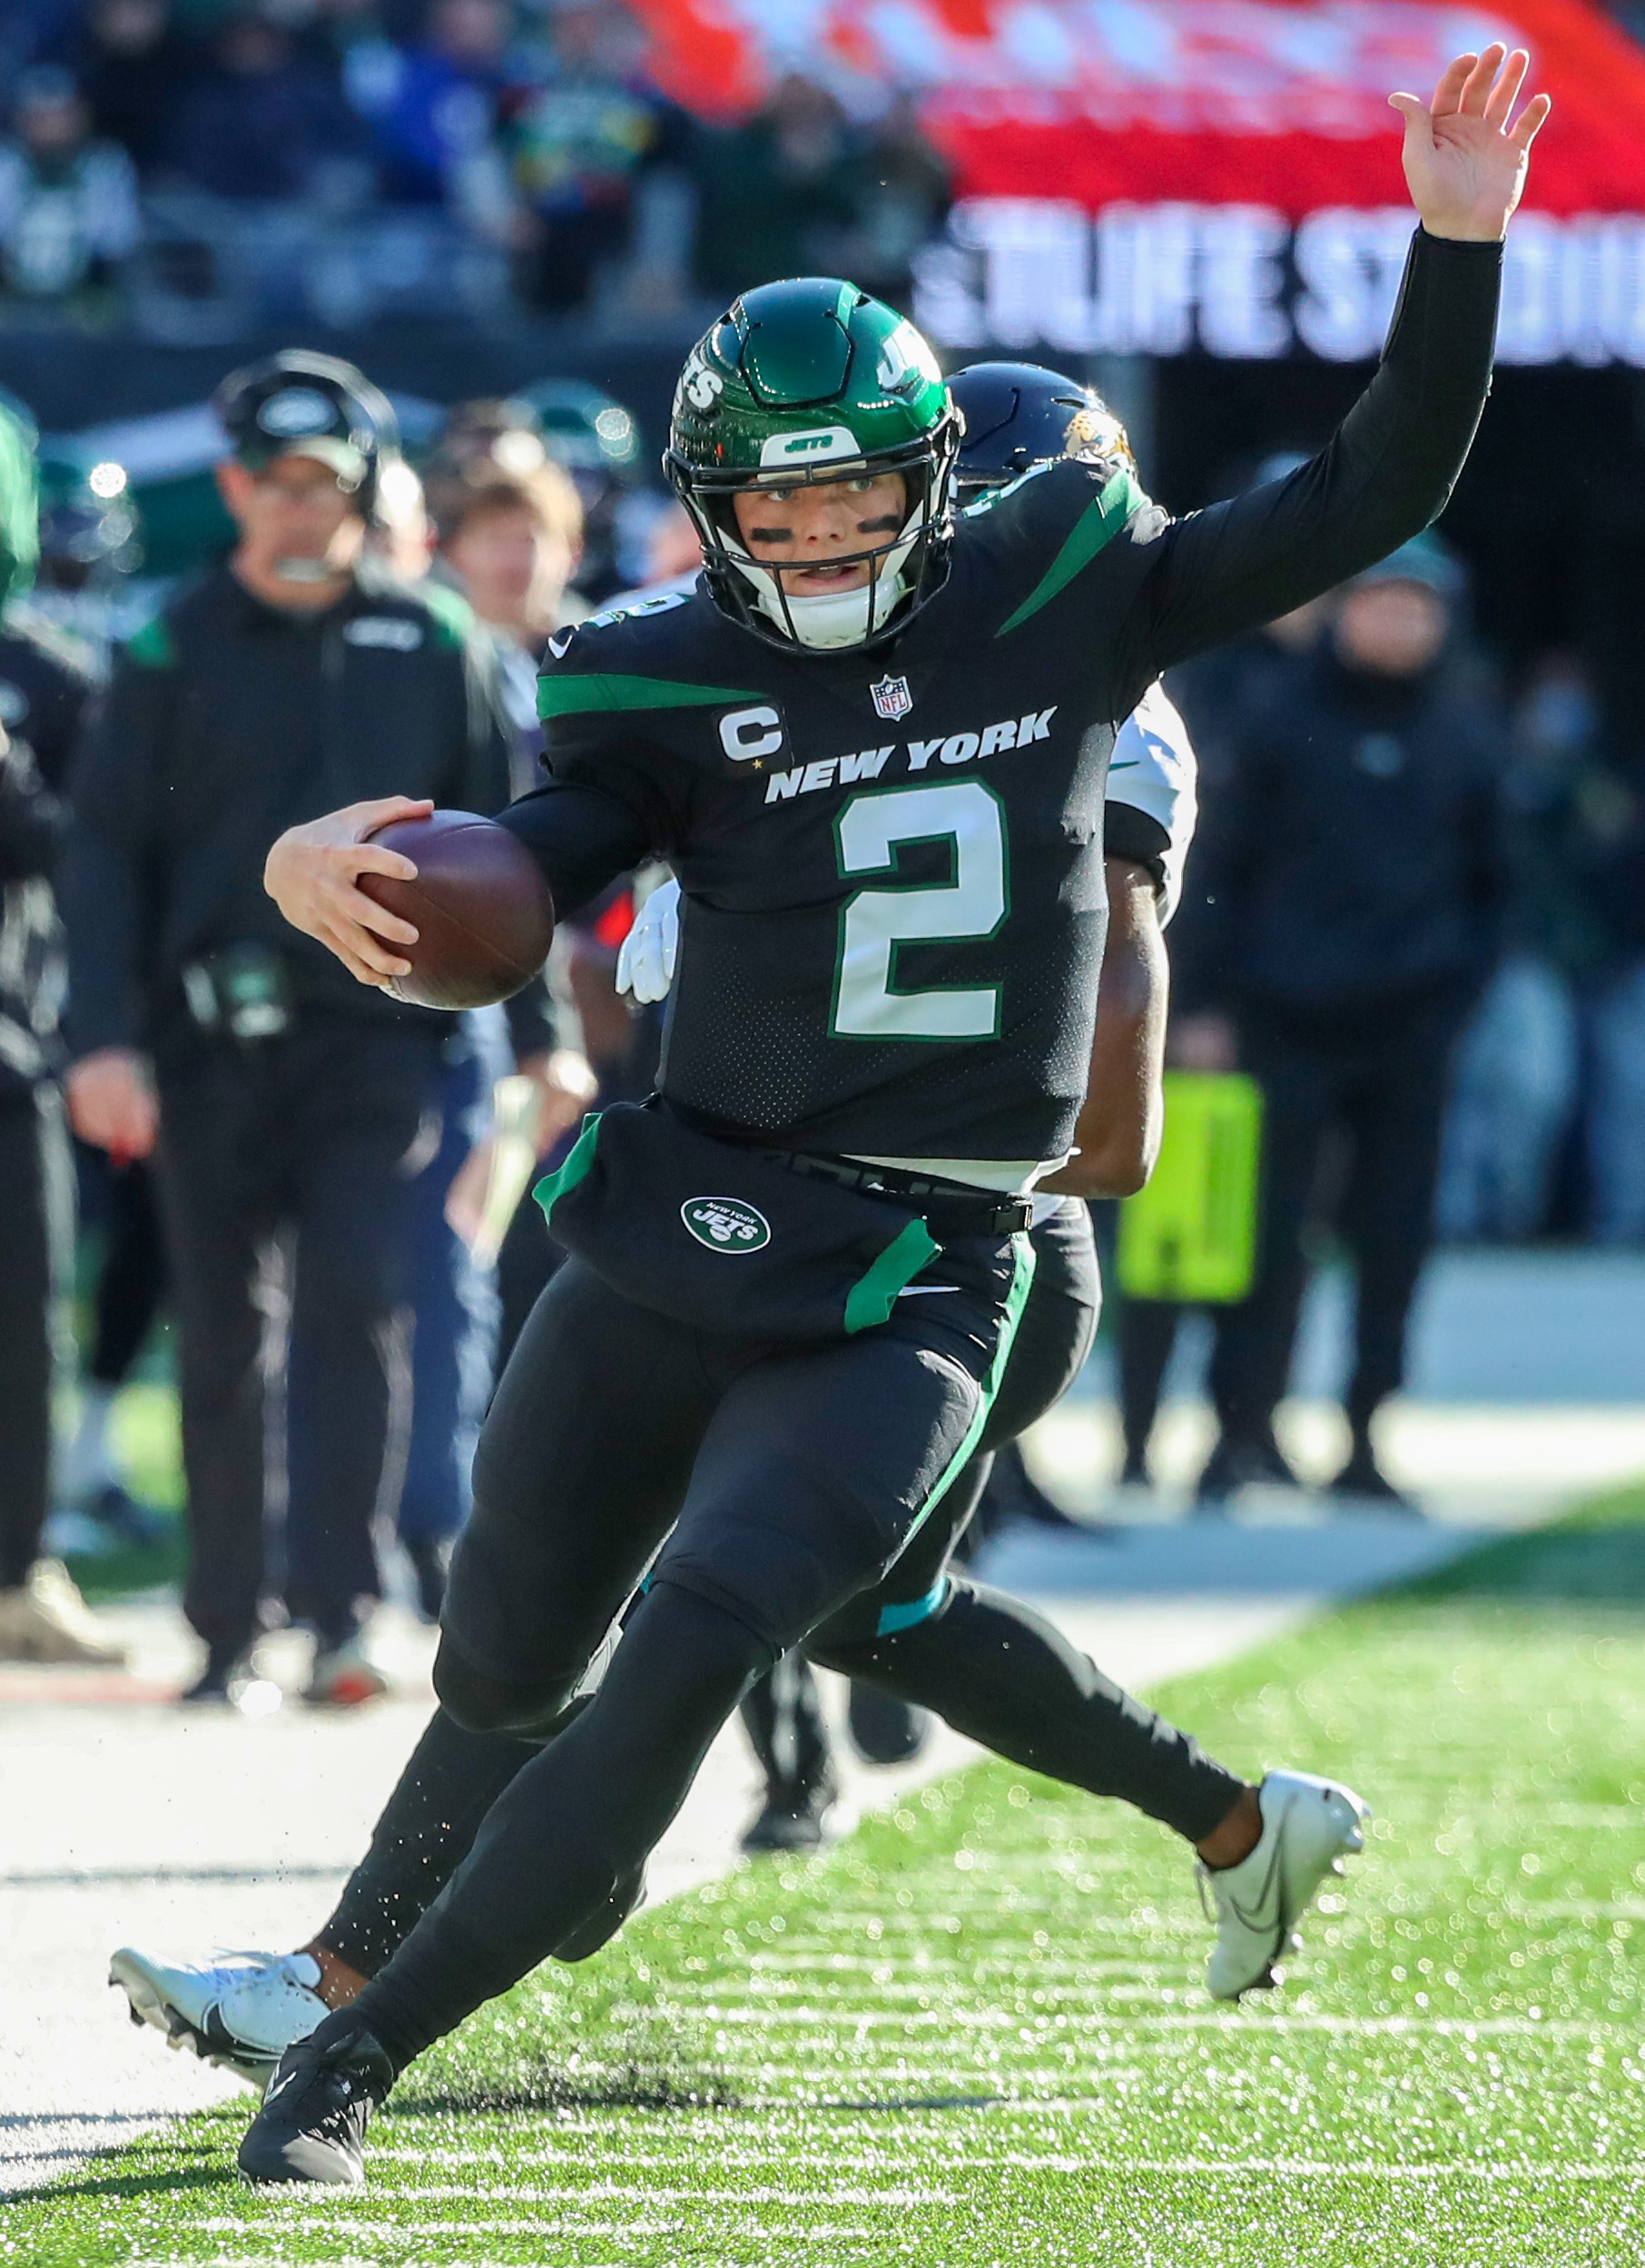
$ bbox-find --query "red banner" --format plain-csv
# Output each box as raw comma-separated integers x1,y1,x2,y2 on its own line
628,0,1645,218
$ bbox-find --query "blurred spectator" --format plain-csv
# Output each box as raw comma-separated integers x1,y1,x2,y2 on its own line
61,350,516,1706
164,11,363,202
503,0,693,312
431,458,584,786
846,92,951,307
0,389,124,1663
693,73,860,301
514,376,640,601
0,67,138,314
63,0,199,179
428,448,599,1365
1440,656,1645,1244
339,0,514,231
359,453,571,1619
1170,537,1509,1509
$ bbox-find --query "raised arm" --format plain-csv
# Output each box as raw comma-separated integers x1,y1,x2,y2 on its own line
1113,47,1547,701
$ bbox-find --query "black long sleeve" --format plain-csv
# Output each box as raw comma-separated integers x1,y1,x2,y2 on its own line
1114,231,1502,708
497,777,655,924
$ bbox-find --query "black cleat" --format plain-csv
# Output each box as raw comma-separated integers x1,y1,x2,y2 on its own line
1193,1434,1299,1514
179,1644,256,1706
1329,1446,1423,1515
237,2017,394,2186
742,1776,837,1856
846,1681,931,1766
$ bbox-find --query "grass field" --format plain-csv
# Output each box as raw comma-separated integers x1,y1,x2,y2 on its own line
14,1491,1645,2267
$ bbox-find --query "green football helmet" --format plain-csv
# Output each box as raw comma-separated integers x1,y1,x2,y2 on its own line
665,278,959,652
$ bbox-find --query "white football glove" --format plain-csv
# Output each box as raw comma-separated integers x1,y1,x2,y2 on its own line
1108,683,1198,926
616,875,680,1004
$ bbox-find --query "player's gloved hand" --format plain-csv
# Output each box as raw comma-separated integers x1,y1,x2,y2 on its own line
616,876,680,1005
263,795,432,989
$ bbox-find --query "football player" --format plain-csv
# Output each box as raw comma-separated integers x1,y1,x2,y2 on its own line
228,50,1542,2182
103,376,1279,2086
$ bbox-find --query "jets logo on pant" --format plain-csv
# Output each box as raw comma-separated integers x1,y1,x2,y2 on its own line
682,1198,772,1253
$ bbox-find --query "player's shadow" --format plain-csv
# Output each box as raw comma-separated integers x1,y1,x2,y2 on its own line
396,2057,743,2115
29,2160,231,2204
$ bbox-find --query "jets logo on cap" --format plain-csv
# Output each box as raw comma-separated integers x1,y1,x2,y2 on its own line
258,388,339,439
681,1198,771,1253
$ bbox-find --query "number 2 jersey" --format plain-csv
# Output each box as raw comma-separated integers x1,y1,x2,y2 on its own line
500,229,1501,1168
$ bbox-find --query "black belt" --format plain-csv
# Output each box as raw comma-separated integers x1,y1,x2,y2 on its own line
773,1149,1033,1238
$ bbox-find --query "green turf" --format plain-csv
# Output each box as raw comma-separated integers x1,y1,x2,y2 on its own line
15,1491,1645,2266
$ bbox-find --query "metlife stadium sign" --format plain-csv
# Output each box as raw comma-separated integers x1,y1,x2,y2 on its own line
631,0,1645,365
912,199,1645,364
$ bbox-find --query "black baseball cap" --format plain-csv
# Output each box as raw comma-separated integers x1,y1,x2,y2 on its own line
213,350,399,508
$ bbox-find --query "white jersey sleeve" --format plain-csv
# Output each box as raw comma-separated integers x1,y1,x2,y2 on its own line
1105,680,1198,926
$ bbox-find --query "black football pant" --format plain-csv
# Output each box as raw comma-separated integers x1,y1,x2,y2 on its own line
153,1021,440,1655
1208,984,1468,1451
320,1201,1241,1998
0,1086,73,1588
740,1198,1098,1800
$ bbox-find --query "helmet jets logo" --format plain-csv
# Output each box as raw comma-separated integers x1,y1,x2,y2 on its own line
257,388,339,438
758,426,861,468
681,1198,771,1253
876,320,941,397
682,353,724,413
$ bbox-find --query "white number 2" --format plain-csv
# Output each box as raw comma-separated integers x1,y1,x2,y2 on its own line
832,781,1007,1040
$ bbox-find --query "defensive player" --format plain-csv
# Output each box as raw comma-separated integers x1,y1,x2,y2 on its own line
235,49,1542,2182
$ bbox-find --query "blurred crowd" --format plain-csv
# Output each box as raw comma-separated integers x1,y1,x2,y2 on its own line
0,0,951,328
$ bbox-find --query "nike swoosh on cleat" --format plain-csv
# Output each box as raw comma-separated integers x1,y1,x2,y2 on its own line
897,1285,960,1297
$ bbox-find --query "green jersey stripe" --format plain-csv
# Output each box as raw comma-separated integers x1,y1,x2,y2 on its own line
537,673,763,720
994,469,1145,638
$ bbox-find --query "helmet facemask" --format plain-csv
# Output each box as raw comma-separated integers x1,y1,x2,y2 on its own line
670,422,959,653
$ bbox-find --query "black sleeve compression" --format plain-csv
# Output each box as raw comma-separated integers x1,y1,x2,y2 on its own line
496,777,655,922
1113,231,1502,704
1101,803,1169,892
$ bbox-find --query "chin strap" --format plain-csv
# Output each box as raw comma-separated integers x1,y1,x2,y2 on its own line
734,500,925,650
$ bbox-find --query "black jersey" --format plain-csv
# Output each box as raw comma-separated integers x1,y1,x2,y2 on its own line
502,230,1501,1165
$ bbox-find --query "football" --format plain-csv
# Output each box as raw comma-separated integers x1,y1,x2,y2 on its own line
357,808,556,1011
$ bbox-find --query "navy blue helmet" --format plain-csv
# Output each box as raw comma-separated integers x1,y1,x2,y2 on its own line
948,360,1136,498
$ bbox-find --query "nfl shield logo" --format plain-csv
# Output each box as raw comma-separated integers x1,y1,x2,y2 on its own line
871,675,912,722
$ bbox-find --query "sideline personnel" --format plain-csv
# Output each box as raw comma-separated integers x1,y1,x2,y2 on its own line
62,351,513,1703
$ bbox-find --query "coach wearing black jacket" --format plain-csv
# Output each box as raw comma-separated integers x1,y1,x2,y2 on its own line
62,353,514,1701
1173,535,1507,1509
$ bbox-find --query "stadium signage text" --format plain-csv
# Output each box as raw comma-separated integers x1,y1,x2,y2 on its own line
915,200,1645,366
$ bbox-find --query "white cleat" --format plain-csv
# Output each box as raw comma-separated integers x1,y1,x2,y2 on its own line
109,1948,329,2088
1200,1768,1369,2002
0,1560,127,1665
